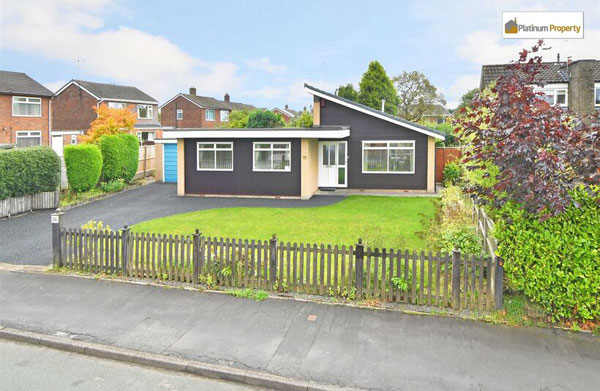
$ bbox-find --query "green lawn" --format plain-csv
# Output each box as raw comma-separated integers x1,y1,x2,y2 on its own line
132,196,437,250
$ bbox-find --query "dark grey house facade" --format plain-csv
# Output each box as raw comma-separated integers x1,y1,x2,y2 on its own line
158,84,444,199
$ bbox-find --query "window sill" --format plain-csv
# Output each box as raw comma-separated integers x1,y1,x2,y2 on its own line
12,114,42,118
252,169,291,173
361,171,415,175
196,168,234,172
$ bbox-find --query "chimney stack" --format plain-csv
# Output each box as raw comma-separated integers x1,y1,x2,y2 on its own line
285,104,288,109
224,93,230,102
189,87,196,95
557,53,560,63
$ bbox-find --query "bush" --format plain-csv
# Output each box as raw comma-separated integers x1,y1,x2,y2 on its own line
100,179,126,193
64,144,102,192
496,187,600,321
0,147,61,200
247,110,284,128
99,134,139,182
443,162,462,185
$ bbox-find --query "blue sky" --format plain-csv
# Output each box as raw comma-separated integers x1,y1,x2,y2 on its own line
1,0,598,110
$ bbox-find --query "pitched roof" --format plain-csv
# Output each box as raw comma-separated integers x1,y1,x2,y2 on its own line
0,70,54,97
57,80,157,103
161,93,256,111
273,107,300,118
480,60,600,89
304,83,446,140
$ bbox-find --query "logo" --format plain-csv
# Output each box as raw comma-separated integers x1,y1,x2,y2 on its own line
505,18,518,34
502,12,584,39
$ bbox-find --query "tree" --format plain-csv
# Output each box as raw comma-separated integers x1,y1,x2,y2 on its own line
357,61,398,115
247,109,284,128
336,84,358,101
220,110,249,128
290,110,313,128
81,105,136,144
457,40,600,219
456,88,480,114
393,71,446,122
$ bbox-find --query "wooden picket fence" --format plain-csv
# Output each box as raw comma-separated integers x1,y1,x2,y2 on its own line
52,220,503,311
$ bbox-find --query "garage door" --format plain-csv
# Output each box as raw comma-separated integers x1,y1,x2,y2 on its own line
163,143,178,183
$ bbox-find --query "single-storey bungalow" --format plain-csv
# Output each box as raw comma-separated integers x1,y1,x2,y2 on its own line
155,83,445,199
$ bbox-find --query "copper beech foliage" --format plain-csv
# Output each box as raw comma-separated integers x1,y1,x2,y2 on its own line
457,40,600,220
81,105,137,144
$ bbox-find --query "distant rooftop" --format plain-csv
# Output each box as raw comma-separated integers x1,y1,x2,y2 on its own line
64,79,158,103
0,70,54,97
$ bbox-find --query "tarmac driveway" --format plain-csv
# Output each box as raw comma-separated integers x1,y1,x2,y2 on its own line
0,183,344,266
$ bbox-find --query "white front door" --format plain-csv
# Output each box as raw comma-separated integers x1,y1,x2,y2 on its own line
318,141,347,187
52,135,64,156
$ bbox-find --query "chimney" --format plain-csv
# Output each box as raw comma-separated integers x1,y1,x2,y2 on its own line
285,104,288,109
189,87,196,95
557,53,560,63
224,93,230,102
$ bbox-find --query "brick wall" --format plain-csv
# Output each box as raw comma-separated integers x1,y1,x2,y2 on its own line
568,60,596,119
161,95,229,129
52,83,98,131
0,94,50,146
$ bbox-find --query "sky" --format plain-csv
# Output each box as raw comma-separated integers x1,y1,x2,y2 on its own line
1,0,599,111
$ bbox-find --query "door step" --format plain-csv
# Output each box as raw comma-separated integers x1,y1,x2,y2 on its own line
319,187,337,192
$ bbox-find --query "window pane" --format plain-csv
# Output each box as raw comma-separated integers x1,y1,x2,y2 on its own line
273,150,290,170
365,142,387,148
338,167,345,185
596,89,600,105
216,143,231,149
255,143,271,149
13,102,41,116
206,110,215,120
322,145,328,165
198,143,214,149
389,142,413,148
273,143,288,149
539,91,554,105
255,151,271,169
556,90,566,105
389,148,413,172
364,149,387,172
338,143,346,165
216,151,232,170
198,150,215,169
220,110,229,121
329,145,336,165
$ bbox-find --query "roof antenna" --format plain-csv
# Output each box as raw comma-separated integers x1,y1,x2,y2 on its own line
76,59,86,78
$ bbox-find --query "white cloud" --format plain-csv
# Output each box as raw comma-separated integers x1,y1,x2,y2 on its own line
444,74,481,109
286,79,340,104
0,0,241,101
43,80,68,94
241,87,283,99
245,58,286,74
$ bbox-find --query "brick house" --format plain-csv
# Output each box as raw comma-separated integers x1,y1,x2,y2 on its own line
0,70,54,148
51,79,161,156
160,88,255,129
272,105,300,123
480,58,600,119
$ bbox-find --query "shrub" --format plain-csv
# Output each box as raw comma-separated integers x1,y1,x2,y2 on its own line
0,147,61,200
443,162,461,185
64,144,102,192
495,187,600,322
100,178,126,193
99,134,139,182
247,110,284,128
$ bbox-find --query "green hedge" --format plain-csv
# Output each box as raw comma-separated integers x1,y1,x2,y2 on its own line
0,147,60,200
495,187,600,321
99,134,139,182
64,144,103,192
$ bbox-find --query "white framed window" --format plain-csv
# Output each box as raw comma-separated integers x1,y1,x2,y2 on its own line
362,140,415,174
176,109,183,120
70,135,77,145
136,131,156,144
220,110,229,122
12,96,42,117
137,104,153,119
253,142,291,172
595,84,600,107
15,130,42,148
535,86,568,107
196,142,233,171
205,109,215,121
108,102,127,109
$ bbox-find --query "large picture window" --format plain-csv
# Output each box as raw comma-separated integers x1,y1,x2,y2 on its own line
13,96,42,117
196,142,233,171
16,131,42,148
362,141,415,174
253,142,291,172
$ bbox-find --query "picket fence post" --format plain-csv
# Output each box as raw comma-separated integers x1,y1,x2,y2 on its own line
355,238,364,299
193,229,201,285
121,225,130,275
495,257,504,309
269,234,278,289
51,209,64,268
451,249,461,309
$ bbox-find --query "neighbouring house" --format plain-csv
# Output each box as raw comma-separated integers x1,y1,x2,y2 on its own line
480,58,600,118
0,70,54,148
419,104,452,124
160,88,256,129
51,79,162,156
272,104,300,123
154,83,444,198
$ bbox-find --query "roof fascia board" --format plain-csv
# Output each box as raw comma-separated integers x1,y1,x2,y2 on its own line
159,93,205,109
164,129,350,139
53,81,101,100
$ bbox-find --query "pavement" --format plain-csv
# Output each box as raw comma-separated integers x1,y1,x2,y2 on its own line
0,339,268,391
0,183,344,265
1,270,598,391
